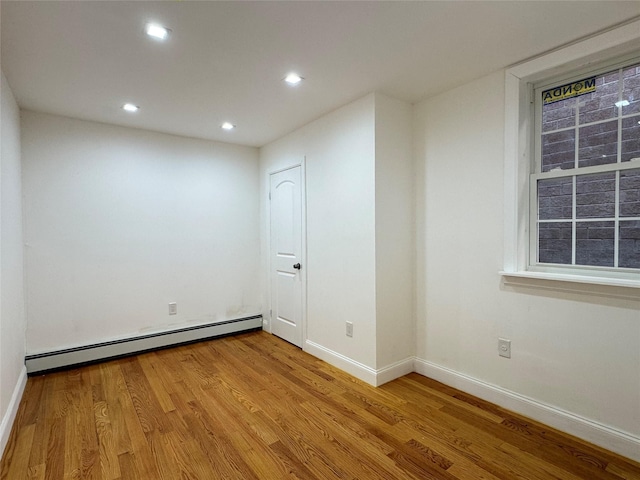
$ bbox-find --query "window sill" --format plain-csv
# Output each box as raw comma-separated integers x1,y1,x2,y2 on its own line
500,270,640,299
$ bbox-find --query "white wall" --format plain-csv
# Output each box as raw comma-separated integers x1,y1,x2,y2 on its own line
260,92,415,381
414,70,640,453
260,94,378,369
21,112,260,353
374,93,414,369
0,71,27,456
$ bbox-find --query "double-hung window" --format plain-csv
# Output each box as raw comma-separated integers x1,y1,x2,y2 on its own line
502,20,640,288
531,58,640,278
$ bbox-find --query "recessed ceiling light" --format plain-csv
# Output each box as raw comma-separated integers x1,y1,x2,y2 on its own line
284,73,303,85
122,103,139,113
221,122,235,130
145,23,170,41
615,100,630,108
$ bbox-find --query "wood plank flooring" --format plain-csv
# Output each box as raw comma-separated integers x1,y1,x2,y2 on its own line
1,331,639,479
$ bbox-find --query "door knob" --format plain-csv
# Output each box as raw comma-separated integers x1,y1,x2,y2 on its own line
293,263,301,270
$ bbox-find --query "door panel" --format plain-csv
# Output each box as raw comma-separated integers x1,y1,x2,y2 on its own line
275,271,296,325
270,166,303,347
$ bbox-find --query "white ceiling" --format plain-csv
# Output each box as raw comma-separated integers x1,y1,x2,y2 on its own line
2,1,640,147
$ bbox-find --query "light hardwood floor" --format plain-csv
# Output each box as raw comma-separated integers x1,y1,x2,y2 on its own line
1,331,639,479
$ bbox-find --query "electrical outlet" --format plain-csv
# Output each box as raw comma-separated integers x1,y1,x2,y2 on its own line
498,338,511,358
346,321,353,337
168,302,177,315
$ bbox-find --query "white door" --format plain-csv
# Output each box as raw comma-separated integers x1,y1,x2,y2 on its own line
270,166,303,347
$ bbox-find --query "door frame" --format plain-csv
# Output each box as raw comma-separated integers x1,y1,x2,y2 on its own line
266,159,307,349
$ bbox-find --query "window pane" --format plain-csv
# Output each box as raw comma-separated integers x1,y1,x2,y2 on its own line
538,222,572,264
538,177,572,220
542,130,574,172
576,172,615,218
542,97,576,133
619,220,640,268
576,221,614,267
578,120,617,167
621,115,640,162
578,71,619,124
620,168,640,217
622,63,640,116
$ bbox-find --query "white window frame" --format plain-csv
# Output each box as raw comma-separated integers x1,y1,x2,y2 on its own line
502,18,640,290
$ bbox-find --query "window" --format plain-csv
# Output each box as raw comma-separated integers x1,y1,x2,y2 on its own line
502,19,640,288
532,59,640,275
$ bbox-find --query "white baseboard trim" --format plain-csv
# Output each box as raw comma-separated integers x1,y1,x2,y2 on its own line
304,340,377,385
414,358,640,463
375,357,415,386
303,340,413,387
26,315,262,374
0,366,27,460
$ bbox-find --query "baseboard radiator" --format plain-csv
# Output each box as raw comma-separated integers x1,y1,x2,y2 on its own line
25,315,262,375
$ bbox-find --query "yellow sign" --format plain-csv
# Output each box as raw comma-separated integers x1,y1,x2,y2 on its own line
542,77,596,104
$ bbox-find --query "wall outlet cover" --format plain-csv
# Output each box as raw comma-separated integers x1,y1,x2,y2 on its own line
498,338,511,358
